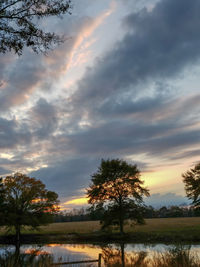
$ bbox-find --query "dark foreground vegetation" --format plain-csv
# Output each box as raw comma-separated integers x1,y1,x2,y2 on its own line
0,245,199,267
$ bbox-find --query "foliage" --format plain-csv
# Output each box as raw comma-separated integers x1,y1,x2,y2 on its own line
0,249,56,267
0,173,59,243
0,177,5,225
151,246,200,267
87,159,149,234
0,0,71,55
183,162,200,208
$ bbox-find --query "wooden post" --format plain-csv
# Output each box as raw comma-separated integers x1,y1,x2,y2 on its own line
98,253,102,267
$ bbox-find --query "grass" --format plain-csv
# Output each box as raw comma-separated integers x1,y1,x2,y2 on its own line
104,247,200,267
1,217,200,242
127,217,200,233
38,220,101,235
39,217,200,235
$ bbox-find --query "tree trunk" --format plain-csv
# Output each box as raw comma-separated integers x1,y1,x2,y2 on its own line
121,243,125,267
119,202,124,235
15,224,21,247
119,217,124,235
14,242,20,266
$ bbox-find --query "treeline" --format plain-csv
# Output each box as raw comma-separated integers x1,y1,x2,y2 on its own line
54,205,199,223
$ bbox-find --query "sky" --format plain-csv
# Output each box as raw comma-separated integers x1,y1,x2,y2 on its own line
0,0,200,210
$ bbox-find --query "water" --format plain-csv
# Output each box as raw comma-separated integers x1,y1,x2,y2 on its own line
0,243,200,266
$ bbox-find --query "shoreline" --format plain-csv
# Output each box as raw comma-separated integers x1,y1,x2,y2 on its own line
0,231,200,245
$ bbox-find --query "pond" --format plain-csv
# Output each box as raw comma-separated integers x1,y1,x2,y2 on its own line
0,243,200,266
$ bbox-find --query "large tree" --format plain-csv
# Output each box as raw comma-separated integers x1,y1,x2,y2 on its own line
0,173,59,244
183,162,200,208
0,0,71,55
87,159,149,234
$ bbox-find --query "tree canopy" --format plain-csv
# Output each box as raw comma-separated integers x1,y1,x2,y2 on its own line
0,173,59,244
87,159,149,234
183,162,200,208
0,0,71,55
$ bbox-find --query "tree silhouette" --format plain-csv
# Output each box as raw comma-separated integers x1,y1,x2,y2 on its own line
0,173,59,246
87,159,149,235
0,0,71,55
183,162,200,208
0,178,5,225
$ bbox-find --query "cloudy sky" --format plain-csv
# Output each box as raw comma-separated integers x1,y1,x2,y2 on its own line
0,0,200,209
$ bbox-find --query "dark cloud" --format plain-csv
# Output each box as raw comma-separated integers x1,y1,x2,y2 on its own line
0,52,46,110
0,166,11,175
169,149,200,161
0,117,31,149
145,193,189,208
29,98,58,139
57,119,199,159
30,157,99,199
71,0,200,117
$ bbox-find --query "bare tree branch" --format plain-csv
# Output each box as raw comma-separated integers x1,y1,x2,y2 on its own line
0,0,71,55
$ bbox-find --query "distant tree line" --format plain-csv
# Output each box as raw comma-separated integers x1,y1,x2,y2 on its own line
53,204,200,223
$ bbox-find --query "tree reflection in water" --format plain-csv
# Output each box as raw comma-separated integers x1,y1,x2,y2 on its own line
0,244,200,267
102,243,148,267
101,244,200,267
0,245,56,267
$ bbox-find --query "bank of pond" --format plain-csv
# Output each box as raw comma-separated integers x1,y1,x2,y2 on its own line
0,243,200,266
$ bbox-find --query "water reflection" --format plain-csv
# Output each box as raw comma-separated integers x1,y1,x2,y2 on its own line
0,249,55,267
0,243,200,266
102,244,148,267
101,244,200,267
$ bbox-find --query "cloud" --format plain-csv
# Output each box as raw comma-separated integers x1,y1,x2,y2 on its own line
71,0,200,120
30,157,99,199
0,166,11,175
0,4,114,112
29,98,58,139
145,193,189,208
0,117,31,149
64,2,116,71
0,52,47,110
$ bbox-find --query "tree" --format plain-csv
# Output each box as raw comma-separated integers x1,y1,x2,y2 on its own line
183,162,200,208
0,177,5,223
0,173,59,245
87,159,150,234
0,0,71,55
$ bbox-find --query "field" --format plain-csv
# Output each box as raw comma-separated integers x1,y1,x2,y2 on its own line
1,217,200,242
39,217,200,235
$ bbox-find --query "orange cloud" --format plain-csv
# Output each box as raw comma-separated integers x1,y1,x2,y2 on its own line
65,1,116,71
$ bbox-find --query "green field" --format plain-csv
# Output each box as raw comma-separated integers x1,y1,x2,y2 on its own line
1,217,200,242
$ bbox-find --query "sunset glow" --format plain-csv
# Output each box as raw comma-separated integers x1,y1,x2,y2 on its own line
64,197,88,206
